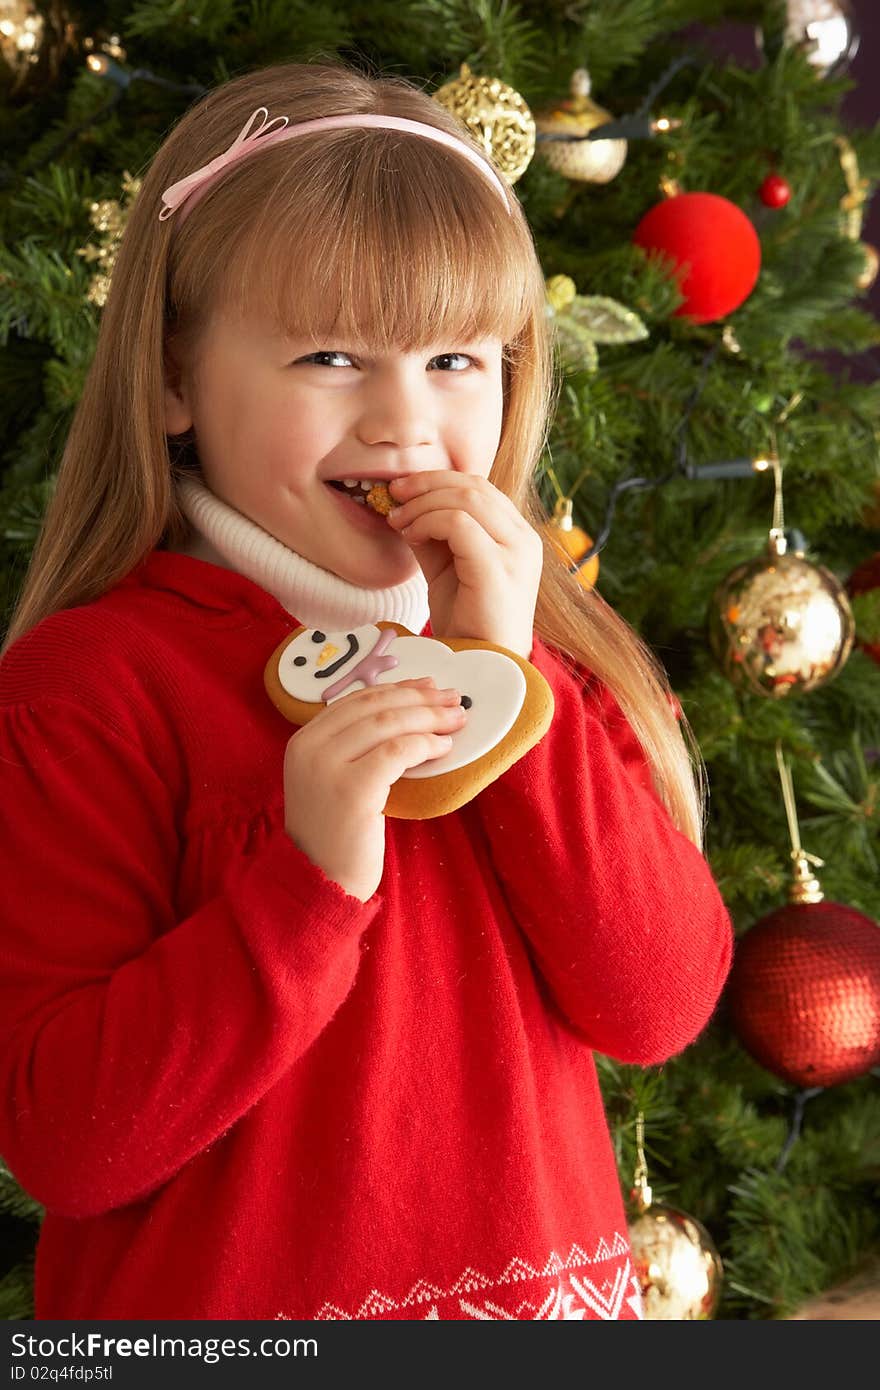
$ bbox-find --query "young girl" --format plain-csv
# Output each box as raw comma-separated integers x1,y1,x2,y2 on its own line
0,60,732,1322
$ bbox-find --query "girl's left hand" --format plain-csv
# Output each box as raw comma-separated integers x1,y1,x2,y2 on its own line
386,471,544,658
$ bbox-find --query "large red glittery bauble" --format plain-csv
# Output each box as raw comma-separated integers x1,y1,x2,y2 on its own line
632,192,761,324
726,901,880,1088
846,552,880,665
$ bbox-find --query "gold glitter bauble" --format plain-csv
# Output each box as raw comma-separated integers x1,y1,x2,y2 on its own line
534,68,627,185
628,1203,723,1320
432,63,535,186
708,537,854,697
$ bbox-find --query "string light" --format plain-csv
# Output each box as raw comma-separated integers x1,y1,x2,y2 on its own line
563,391,808,572
1,51,205,189
536,52,691,152
86,52,131,87
85,55,206,96
537,113,682,145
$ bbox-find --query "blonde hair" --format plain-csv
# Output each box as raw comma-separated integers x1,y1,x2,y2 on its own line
1,59,705,845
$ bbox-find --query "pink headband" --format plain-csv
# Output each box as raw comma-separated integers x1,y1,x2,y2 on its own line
159,106,513,223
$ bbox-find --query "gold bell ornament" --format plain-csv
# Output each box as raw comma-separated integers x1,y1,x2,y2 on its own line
432,63,535,185
707,453,854,697
627,1113,724,1320
534,67,627,185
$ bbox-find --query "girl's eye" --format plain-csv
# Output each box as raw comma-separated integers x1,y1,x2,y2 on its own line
429,353,474,372
305,351,354,368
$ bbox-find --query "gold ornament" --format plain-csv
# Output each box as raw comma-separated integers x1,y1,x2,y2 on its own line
432,63,535,186
834,137,876,289
708,531,855,697
544,273,648,374
836,136,868,240
77,173,142,308
0,0,44,73
534,68,627,185
628,1204,724,1320
627,1110,723,1321
543,498,599,591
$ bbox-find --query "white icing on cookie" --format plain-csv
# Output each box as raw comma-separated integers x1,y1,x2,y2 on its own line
277,624,527,779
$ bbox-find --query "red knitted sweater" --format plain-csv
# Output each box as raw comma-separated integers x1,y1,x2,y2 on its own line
0,552,732,1321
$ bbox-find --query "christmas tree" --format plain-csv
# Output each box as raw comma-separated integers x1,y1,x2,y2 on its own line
2,0,879,1321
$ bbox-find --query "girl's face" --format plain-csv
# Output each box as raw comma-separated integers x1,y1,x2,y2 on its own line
165,308,505,589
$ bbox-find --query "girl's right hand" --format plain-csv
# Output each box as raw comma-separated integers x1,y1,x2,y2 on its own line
283,677,467,902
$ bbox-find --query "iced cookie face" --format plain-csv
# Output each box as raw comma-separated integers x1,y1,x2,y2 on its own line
278,624,397,701
276,624,527,779
265,621,555,819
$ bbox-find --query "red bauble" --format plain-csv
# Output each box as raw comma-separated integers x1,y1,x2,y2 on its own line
726,901,880,1088
759,172,791,209
846,553,880,664
632,192,761,324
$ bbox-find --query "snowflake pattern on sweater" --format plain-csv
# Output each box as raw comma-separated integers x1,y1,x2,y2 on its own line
275,1235,643,1321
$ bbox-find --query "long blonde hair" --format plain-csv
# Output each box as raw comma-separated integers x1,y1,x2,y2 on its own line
1,59,705,845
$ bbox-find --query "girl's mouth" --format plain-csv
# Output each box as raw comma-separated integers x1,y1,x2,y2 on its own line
324,480,394,531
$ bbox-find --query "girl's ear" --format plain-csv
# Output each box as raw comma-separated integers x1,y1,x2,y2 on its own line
164,343,193,437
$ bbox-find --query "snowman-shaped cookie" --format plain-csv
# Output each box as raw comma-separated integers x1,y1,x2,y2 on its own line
264,622,554,819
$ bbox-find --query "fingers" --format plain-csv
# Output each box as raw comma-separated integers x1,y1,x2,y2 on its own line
387,478,535,552
388,506,500,568
284,678,468,852
329,685,468,769
306,677,462,740
343,686,467,772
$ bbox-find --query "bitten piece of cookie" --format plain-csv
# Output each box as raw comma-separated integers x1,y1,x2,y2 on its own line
366,483,394,515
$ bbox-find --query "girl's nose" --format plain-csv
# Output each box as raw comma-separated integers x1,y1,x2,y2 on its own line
355,374,437,451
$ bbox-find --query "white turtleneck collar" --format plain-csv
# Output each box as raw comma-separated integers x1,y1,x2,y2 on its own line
173,473,430,634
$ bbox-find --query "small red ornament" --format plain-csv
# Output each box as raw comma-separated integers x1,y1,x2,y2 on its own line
726,899,880,1088
759,172,791,209
846,553,880,664
632,192,761,324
